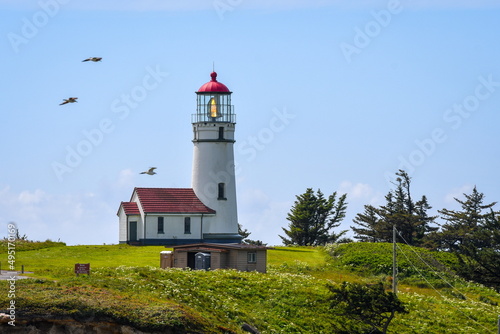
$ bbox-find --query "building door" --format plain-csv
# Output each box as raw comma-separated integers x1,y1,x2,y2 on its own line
187,252,196,269
129,221,137,241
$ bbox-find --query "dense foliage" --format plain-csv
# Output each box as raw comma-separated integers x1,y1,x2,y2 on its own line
325,242,459,288
348,171,500,291
1,244,499,333
328,282,407,334
280,188,349,246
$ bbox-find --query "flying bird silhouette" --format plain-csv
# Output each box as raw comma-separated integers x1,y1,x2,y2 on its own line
60,97,78,105
140,167,157,175
82,57,102,62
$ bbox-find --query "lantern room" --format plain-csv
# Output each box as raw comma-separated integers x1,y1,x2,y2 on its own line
193,72,235,123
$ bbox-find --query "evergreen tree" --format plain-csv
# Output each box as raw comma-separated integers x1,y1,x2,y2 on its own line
280,188,348,246
348,204,383,243
352,170,437,246
238,223,267,246
434,187,500,289
238,223,251,240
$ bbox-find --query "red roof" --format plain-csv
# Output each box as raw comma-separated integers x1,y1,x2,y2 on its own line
133,188,215,214
197,72,231,93
121,202,140,215
173,243,270,251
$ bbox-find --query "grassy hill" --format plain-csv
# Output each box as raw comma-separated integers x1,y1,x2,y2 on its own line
1,242,499,333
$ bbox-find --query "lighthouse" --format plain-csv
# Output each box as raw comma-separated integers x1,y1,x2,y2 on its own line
117,71,241,245
191,72,241,243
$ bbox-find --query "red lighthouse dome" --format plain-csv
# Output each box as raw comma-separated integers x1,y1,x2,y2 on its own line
197,72,231,93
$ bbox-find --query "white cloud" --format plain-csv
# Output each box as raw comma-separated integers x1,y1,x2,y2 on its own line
339,181,371,199
444,184,474,204
18,189,47,205
116,169,136,189
238,188,291,246
338,181,383,205
239,188,271,208
0,186,116,245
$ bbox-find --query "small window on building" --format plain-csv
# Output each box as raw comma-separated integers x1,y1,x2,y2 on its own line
158,217,164,234
184,217,191,234
218,127,224,140
218,183,226,200
247,252,257,264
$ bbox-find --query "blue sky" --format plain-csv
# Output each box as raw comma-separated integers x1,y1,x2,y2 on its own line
1,0,500,245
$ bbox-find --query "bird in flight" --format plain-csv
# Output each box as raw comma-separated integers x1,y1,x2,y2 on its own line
82,57,102,62
140,167,157,175
60,97,78,105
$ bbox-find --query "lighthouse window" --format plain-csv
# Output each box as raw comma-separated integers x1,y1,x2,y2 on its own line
218,127,224,140
218,183,226,200
157,217,164,234
184,217,191,234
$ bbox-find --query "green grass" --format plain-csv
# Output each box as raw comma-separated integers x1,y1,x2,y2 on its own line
1,242,499,333
0,239,65,252
268,246,327,266
1,244,167,279
324,242,462,288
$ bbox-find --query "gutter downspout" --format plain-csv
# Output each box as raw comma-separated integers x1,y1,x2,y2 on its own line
143,213,147,246
200,213,204,243
126,215,129,244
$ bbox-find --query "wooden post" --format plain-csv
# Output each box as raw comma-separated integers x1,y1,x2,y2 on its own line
497,315,499,334
21,265,24,274
393,225,397,294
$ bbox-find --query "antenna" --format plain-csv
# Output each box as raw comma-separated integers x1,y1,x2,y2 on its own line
212,61,215,72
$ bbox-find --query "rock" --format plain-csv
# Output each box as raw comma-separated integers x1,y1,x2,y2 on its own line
241,323,260,334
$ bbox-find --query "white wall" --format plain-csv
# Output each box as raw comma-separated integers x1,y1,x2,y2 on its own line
117,206,127,242
192,122,238,235
144,214,212,240
117,206,141,242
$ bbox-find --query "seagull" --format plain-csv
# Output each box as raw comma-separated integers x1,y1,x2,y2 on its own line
140,167,157,175
82,57,102,62
60,97,78,105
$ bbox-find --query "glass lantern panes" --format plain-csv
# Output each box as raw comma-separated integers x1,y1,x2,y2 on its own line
194,93,235,123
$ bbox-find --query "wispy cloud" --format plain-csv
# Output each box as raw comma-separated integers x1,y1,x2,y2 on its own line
338,181,383,205
116,169,136,189
444,184,474,204
0,186,117,245
17,189,47,205
238,188,291,245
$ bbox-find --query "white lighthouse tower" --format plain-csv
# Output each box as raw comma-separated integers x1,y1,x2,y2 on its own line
191,72,241,243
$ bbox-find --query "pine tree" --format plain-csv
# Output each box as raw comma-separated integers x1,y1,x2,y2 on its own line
280,188,348,246
352,170,437,246
348,204,383,242
238,224,251,240
435,187,500,288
